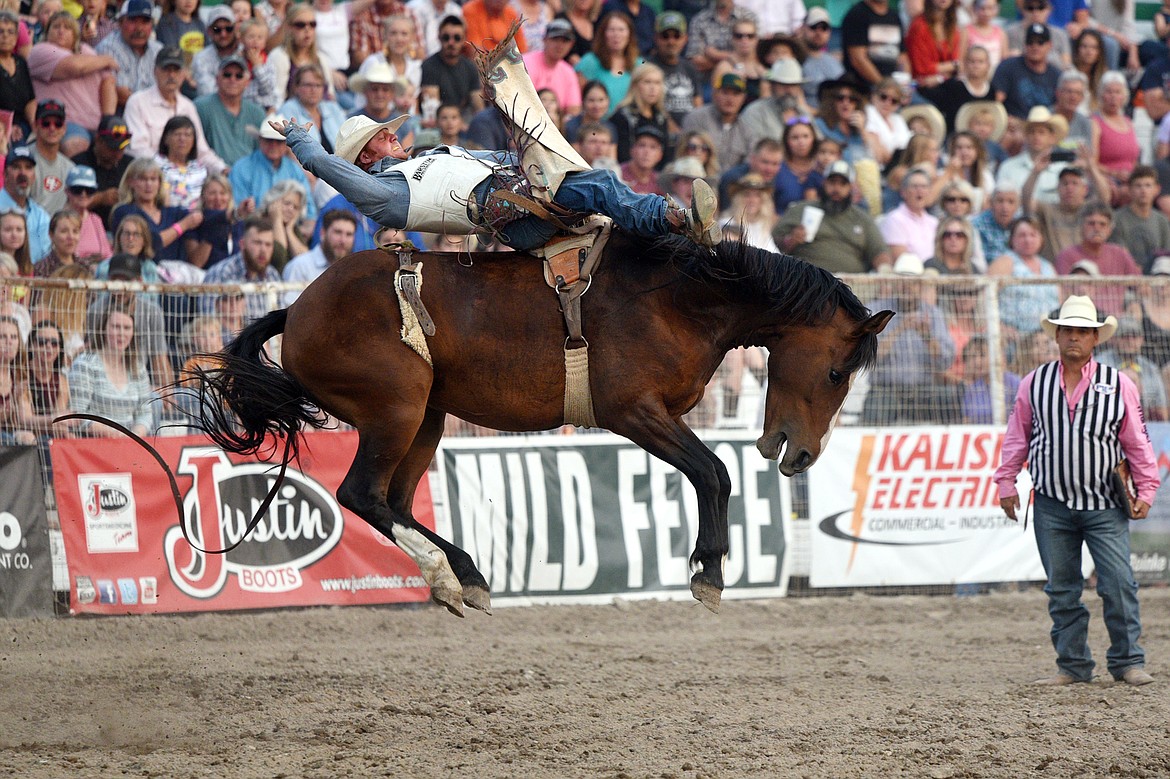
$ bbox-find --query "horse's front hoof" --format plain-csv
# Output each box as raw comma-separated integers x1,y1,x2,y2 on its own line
690,576,722,613
462,584,493,615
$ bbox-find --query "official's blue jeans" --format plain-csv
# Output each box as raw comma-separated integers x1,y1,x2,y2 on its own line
475,168,673,251
1032,493,1144,680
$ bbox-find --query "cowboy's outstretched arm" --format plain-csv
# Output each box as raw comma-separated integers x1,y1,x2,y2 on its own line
274,119,410,229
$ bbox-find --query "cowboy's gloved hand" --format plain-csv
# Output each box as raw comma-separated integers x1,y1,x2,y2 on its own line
268,117,315,139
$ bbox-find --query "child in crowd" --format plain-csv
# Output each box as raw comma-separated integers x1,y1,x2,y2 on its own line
230,0,253,22
436,103,469,148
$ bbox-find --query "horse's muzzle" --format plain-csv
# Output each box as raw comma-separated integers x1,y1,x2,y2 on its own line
758,432,815,476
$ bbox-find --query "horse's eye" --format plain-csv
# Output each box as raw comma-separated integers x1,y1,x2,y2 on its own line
829,369,846,386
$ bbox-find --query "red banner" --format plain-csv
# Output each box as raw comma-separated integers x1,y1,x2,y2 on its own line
53,432,433,614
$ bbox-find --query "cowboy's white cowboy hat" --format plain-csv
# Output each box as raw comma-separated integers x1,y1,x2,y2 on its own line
334,114,411,164
1041,295,1117,342
349,61,396,94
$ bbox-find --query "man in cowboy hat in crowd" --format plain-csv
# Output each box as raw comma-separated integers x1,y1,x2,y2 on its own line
270,112,722,250
996,105,1072,205
995,295,1159,687
739,58,814,151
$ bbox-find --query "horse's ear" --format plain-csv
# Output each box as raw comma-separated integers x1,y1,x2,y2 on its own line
857,310,896,336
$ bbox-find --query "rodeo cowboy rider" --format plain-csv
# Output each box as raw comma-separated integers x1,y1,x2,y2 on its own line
267,112,722,252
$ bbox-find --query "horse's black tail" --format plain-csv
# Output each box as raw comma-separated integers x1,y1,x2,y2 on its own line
186,309,328,462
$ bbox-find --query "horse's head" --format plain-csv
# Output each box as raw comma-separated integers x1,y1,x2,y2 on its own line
756,308,894,475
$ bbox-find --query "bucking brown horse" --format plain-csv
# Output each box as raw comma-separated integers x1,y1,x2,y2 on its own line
190,235,893,615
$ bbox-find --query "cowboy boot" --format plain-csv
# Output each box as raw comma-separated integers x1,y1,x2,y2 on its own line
667,179,721,248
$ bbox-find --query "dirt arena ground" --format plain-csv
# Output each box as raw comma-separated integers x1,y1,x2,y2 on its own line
2,587,1169,779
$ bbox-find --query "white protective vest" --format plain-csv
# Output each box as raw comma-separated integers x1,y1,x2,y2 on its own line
395,146,501,234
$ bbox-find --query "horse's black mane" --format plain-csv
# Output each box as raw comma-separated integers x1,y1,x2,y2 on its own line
645,236,880,373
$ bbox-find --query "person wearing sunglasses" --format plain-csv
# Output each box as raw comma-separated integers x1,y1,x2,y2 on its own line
419,15,484,115
64,167,112,264
192,7,240,96
196,55,267,167
269,4,337,105
710,19,769,105
95,0,165,109
124,46,228,176
26,11,118,156
862,76,910,167
680,73,749,177
684,0,757,82
22,319,80,442
645,13,701,127
1004,0,1070,69
26,100,77,217
799,8,844,109
812,78,883,165
925,216,976,275
991,24,1062,122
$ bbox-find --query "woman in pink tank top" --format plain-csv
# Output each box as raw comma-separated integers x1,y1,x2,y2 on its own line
1091,71,1141,206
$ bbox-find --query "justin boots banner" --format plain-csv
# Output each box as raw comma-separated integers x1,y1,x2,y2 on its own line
53,433,432,615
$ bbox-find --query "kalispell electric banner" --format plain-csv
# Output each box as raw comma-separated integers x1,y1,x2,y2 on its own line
437,432,792,604
53,433,432,614
808,426,1045,588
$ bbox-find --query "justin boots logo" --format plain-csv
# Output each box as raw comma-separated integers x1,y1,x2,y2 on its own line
78,474,139,553
163,448,344,599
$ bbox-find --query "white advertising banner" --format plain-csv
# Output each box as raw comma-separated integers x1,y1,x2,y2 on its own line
809,426,1046,588
436,432,792,605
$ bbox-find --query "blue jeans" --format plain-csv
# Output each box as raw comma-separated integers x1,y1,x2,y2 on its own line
1032,493,1145,680
482,168,672,251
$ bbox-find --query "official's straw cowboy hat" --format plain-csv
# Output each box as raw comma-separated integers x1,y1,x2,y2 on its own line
1041,295,1117,342
334,114,411,164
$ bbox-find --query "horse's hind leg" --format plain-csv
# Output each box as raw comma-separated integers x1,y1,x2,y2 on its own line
337,430,466,617
387,406,493,614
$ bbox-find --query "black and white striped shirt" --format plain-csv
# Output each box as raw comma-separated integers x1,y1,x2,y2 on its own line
1027,361,1126,510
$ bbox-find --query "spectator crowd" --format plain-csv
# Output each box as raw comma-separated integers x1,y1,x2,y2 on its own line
4,0,1170,440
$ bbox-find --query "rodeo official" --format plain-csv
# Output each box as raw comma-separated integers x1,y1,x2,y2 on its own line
994,296,1159,687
